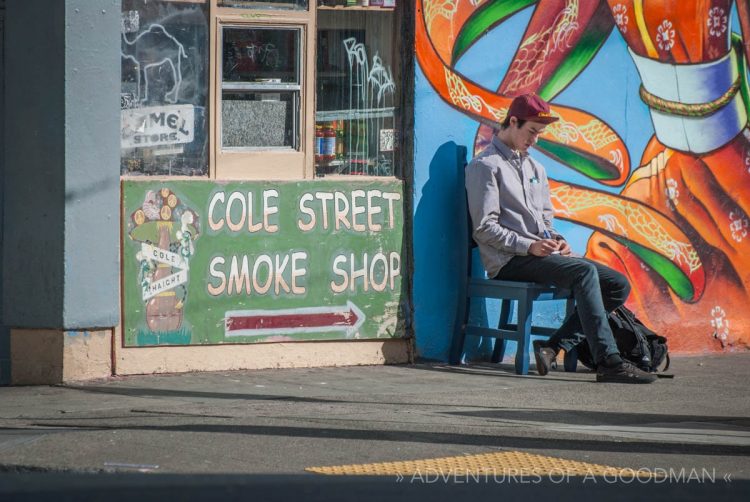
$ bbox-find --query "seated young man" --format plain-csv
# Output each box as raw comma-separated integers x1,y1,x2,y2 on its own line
464,93,656,384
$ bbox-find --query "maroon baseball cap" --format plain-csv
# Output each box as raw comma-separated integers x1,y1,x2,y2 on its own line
507,93,559,124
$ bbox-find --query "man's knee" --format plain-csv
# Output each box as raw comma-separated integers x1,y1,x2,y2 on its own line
574,261,599,283
610,269,631,297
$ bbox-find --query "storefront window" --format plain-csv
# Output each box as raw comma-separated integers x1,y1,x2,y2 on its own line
120,0,209,176
315,2,400,177
221,26,302,150
119,1,407,179
218,0,308,9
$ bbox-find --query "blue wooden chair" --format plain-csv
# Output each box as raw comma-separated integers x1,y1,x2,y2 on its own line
450,145,577,375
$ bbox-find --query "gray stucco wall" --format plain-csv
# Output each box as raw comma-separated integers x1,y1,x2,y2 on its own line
63,0,121,328
1,0,9,384
3,0,66,327
3,0,120,329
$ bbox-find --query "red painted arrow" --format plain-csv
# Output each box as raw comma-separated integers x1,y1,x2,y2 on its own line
227,310,358,331
224,302,366,337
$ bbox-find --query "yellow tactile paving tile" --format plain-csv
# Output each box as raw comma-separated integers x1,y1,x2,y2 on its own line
306,451,661,479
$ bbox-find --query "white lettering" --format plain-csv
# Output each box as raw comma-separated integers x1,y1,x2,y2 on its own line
298,192,316,231
207,252,308,297
382,191,401,229
252,255,273,294
228,255,251,295
207,190,279,234
334,191,352,230
207,256,226,295
247,192,263,233
367,189,382,231
350,252,368,292
274,254,290,295
226,192,247,232
389,252,401,290
291,251,307,294
208,192,225,231
369,252,388,292
351,190,366,232
264,189,279,233
328,251,401,293
330,255,348,293
315,192,334,230
301,190,399,232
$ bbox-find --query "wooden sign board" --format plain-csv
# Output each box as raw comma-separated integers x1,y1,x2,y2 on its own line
122,180,405,346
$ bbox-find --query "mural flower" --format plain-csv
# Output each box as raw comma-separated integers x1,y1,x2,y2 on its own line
665,179,679,208
708,7,729,37
612,4,628,33
710,306,730,346
656,20,675,51
729,210,748,242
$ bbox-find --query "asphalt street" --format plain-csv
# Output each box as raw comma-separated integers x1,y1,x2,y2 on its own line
1,353,748,500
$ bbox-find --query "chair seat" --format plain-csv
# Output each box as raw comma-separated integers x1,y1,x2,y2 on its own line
467,278,572,302
452,276,576,374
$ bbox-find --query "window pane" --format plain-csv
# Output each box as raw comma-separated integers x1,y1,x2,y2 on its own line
222,91,298,148
315,7,400,177
121,0,209,176
218,0,308,10
223,27,300,84
221,26,302,152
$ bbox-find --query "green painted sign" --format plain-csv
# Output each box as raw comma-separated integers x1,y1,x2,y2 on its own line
122,180,405,347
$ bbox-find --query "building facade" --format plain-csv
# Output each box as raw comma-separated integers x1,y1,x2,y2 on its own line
3,0,748,385
2,0,414,384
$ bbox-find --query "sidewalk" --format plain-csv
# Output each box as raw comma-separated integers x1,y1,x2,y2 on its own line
1,353,749,500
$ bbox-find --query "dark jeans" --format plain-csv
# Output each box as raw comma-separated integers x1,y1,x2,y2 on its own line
494,254,630,364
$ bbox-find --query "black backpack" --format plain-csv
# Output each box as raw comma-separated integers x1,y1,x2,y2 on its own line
575,306,670,373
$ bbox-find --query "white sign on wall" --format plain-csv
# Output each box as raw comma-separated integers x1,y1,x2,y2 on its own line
121,104,194,148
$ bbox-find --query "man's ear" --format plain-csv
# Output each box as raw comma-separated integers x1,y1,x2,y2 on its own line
509,116,518,128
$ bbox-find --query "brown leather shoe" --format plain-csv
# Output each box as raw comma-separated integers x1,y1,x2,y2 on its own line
533,340,557,376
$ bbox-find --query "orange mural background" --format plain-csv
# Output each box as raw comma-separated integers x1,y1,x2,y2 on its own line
416,0,750,353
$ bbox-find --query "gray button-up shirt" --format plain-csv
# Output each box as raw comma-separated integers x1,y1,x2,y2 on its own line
465,136,561,278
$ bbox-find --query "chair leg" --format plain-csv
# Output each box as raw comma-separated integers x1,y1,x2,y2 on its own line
564,347,578,372
562,298,577,372
514,294,532,375
498,299,513,329
491,300,513,363
491,340,507,364
449,295,471,365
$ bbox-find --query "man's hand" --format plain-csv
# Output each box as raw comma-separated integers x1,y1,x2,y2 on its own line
557,239,572,256
528,239,561,257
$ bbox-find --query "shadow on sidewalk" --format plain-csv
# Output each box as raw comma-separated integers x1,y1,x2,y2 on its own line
6,419,749,458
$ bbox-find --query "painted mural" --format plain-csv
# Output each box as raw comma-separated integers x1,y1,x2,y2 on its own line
122,181,405,347
416,0,750,353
